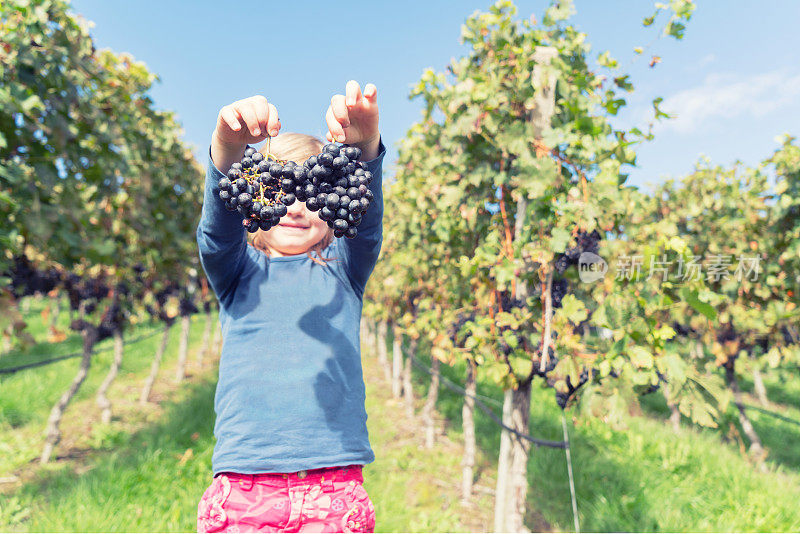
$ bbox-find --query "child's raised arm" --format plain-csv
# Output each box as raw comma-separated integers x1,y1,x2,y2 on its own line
197,96,280,305
324,81,384,296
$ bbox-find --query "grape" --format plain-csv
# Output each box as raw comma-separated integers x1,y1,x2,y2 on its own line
306,197,320,211
215,143,376,236
343,146,361,160
269,163,284,178
554,254,569,274
326,194,340,209
334,228,345,237
273,203,287,217
320,206,335,220
551,278,568,308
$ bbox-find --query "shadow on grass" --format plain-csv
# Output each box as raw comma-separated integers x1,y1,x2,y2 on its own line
14,375,218,532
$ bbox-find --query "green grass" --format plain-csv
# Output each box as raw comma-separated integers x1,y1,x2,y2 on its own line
0,300,491,532
4,300,800,532
405,335,800,532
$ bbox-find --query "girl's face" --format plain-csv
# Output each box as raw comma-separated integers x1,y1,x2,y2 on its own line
260,199,329,257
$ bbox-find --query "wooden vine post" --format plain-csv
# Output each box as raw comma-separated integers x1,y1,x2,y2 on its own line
494,45,557,533
41,326,98,464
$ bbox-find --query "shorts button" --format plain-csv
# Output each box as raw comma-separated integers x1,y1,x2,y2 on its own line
297,470,307,478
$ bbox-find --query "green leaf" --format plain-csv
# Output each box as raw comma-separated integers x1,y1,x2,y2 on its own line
680,287,717,320
629,346,654,368
550,228,570,253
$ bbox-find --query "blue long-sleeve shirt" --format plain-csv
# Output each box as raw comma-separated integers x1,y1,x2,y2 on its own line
196,139,385,475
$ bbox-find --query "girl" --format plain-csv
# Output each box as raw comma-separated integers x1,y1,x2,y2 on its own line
196,81,384,533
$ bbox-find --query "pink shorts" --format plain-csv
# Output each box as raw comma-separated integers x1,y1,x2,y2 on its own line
196,464,375,533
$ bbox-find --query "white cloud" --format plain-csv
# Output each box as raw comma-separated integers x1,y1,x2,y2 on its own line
657,69,800,133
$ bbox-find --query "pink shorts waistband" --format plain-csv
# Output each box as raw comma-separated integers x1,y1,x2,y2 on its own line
217,464,363,487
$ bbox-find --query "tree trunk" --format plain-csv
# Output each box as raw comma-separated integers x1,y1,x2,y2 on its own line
391,326,403,399
175,314,191,383
41,328,97,464
197,310,213,365
725,362,766,462
461,358,477,506
403,338,417,418
423,356,441,449
376,319,391,383
669,403,681,431
141,324,171,405
494,380,533,533
96,328,124,424
752,367,769,406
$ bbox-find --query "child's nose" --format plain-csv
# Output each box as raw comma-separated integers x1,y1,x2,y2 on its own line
286,199,305,215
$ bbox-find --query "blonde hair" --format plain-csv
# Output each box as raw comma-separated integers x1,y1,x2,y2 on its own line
249,132,337,267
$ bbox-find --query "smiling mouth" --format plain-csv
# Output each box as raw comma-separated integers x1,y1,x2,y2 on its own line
279,223,309,229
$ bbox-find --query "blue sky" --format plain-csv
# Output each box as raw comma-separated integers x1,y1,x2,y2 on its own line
70,0,799,190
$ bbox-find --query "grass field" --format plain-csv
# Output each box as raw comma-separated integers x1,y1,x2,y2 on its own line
1,298,799,532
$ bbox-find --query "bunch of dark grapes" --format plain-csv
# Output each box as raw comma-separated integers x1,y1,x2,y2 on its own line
498,290,526,312
554,229,602,274
5,256,62,298
532,345,558,378
218,143,373,239
551,278,568,308
555,368,591,409
448,310,476,347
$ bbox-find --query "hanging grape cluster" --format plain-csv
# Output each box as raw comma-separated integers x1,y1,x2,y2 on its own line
550,229,603,308
217,142,374,239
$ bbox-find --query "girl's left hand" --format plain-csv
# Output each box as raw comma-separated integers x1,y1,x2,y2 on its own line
325,81,379,148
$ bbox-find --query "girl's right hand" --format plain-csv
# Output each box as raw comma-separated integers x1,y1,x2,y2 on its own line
214,95,281,146
211,96,280,173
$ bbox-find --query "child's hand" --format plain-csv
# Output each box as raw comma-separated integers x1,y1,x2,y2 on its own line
325,81,380,154
214,95,281,147
211,96,280,173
